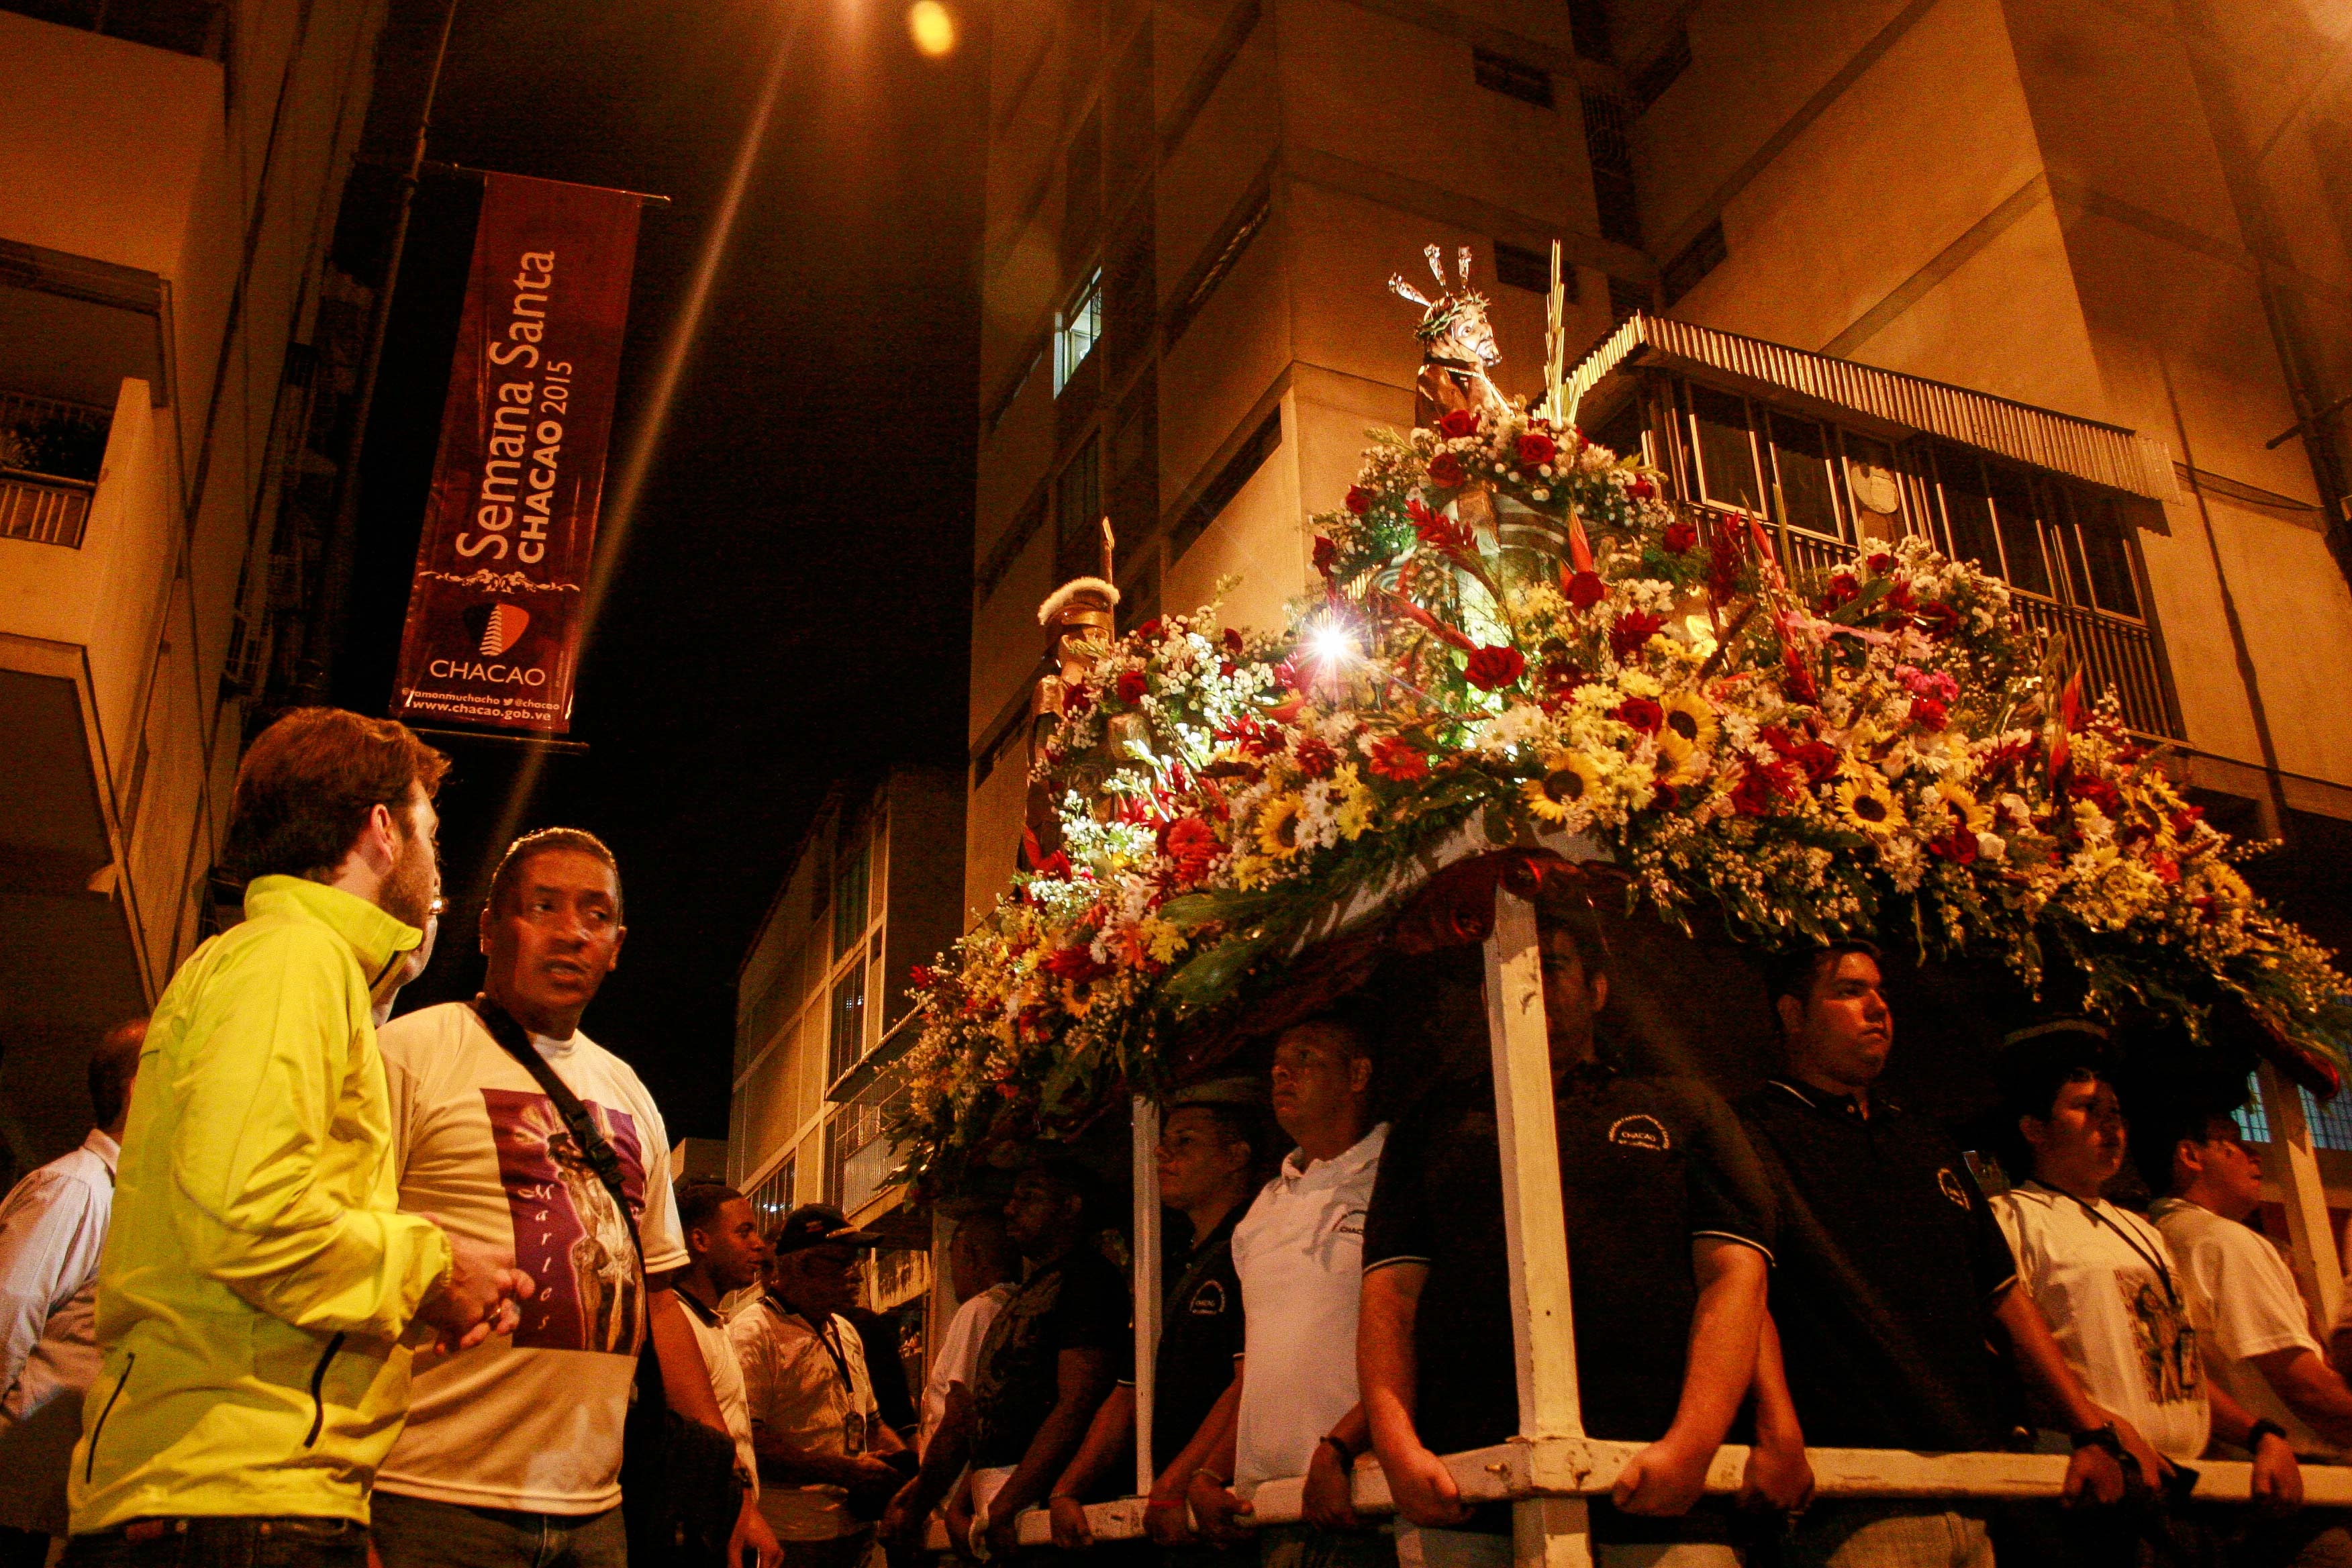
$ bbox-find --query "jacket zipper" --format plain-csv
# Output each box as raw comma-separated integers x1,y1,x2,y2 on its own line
85,1355,134,1482
303,1333,346,1448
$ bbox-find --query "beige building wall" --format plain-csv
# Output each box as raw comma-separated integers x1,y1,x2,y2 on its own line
0,0,385,1173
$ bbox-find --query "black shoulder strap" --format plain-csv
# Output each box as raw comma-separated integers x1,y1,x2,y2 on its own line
471,995,647,1277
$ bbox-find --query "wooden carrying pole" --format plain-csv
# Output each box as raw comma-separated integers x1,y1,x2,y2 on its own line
1132,1096,1164,1496
1482,887,1592,1568
2256,1062,2344,1332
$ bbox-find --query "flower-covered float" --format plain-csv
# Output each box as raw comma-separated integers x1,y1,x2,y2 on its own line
891,252,2352,1189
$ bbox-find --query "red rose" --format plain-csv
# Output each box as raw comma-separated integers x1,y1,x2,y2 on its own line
1730,765,1785,818
1627,475,1657,500
1662,520,1698,554
1345,485,1374,516
1518,432,1558,468
1312,535,1338,575
1910,697,1949,732
1223,628,1244,656
1867,552,1896,573
1917,601,1961,638
1566,571,1608,609
1293,737,1338,779
1614,697,1663,733
1927,825,1977,865
1820,573,1859,612
1438,409,1479,439
1044,944,1112,982
1650,781,1681,812
1787,740,1839,783
1610,611,1668,659
1065,685,1093,714
1427,452,1467,488
1162,816,1220,883
1369,736,1430,781
1463,644,1526,691
1140,618,1165,640
1116,669,1148,704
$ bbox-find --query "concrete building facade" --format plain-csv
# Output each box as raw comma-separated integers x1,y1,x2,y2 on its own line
730,768,966,1334
0,0,387,1173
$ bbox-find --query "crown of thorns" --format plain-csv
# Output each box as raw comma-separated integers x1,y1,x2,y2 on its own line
1388,244,1489,340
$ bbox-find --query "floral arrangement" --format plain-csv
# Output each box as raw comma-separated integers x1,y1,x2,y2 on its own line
889,388,2352,1187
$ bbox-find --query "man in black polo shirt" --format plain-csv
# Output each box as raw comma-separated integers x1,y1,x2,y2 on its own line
1359,908,1786,1568
1044,1089,1263,1554
1738,941,2161,1567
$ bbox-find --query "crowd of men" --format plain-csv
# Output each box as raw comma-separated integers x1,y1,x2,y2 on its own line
0,705,2348,1568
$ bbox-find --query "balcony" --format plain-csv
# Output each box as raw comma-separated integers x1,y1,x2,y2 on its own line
1571,315,2184,740
0,391,107,548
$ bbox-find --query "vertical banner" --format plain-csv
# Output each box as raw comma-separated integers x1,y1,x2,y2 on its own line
391,171,642,735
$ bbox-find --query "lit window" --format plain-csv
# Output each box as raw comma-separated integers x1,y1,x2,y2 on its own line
1055,269,1103,393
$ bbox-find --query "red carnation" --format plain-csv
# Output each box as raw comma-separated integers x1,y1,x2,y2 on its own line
1910,697,1949,732
1518,432,1558,468
1116,669,1148,704
1369,737,1430,781
1044,944,1112,982
1427,452,1467,488
910,965,936,990
1614,697,1663,733
1312,535,1338,575
1610,611,1668,659
1627,475,1657,500
1927,825,1978,865
1163,816,1220,883
2070,776,2122,816
1438,409,1479,439
1566,571,1608,609
1463,644,1526,691
1662,520,1698,554
1293,737,1338,779
1345,485,1374,516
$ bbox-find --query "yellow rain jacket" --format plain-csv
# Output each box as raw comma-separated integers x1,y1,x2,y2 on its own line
68,877,454,1531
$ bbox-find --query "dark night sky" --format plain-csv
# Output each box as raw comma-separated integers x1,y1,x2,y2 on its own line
328,0,985,1138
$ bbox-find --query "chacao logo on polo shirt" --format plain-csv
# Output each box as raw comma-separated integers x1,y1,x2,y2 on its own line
1937,1167,1972,1210
1187,1279,1228,1316
1608,1114,1671,1152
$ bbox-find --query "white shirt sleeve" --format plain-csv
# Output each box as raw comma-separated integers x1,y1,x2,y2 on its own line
0,1170,101,1400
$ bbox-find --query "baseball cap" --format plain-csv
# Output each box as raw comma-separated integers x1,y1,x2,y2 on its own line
769,1203,883,1257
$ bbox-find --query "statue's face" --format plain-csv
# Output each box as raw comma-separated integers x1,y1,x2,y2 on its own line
1451,301,1501,365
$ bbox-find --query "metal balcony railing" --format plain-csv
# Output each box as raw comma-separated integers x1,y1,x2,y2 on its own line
0,473,95,548
0,390,109,550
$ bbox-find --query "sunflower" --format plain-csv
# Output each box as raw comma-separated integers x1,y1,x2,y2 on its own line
1937,780,1992,832
1835,769,1906,837
1522,751,1604,823
1655,726,1708,785
1660,691,1720,753
1254,793,1307,859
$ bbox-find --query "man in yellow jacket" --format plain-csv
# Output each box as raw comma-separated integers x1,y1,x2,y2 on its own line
65,709,532,1568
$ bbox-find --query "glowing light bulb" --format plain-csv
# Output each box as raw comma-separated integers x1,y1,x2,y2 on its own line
908,1,956,56
1306,622,1357,669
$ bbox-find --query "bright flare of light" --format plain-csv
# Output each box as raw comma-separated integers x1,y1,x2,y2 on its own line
908,1,955,56
1305,621,1359,670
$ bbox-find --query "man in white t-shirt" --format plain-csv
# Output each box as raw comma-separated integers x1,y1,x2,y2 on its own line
2143,1097,2352,1561
732,1205,910,1568
373,829,699,1568
1190,1015,1391,1568
1991,1028,2299,1562
918,1212,1018,1455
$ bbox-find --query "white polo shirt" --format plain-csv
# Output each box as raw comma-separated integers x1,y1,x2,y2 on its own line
1230,1123,1387,1492
2153,1197,2343,1459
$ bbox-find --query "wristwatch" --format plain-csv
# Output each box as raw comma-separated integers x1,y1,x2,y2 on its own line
2249,1418,2292,1451
2068,1424,2126,1460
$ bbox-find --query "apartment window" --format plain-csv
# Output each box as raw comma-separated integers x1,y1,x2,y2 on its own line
1606,277,1650,323
1473,48,1555,109
1494,241,1573,297
1055,269,1103,394
2063,493,2145,618
1566,0,1612,61
747,1157,797,1231
1171,410,1282,559
1675,383,1875,547
1766,413,1839,538
1660,220,1726,306
832,839,870,959
828,965,869,1083
1988,462,2054,598
1632,30,1692,111
1581,92,1641,247
1055,434,1102,580
1165,183,1271,349
1689,386,1763,513
2238,1075,2352,1153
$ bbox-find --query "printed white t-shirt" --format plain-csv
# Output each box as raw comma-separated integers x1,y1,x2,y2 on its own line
1992,1183,2209,1463
1230,1123,1386,1492
2153,1196,2342,1459
375,1001,689,1512
919,1282,1013,1454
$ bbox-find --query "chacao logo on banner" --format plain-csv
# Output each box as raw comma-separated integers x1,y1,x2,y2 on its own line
390,171,642,735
